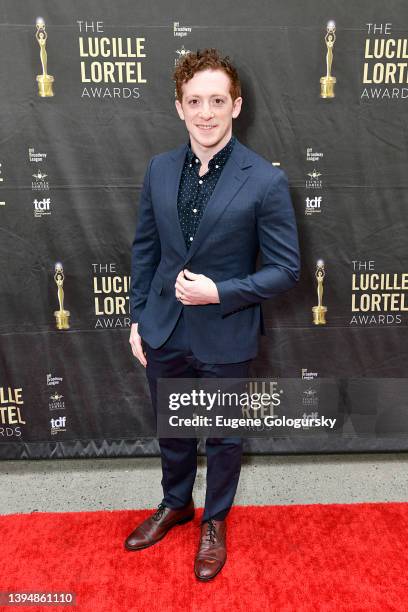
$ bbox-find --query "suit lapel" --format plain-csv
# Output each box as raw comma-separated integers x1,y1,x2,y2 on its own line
183,140,251,264
165,139,252,262
166,143,189,258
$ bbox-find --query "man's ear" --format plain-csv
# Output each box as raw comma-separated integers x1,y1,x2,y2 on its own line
232,96,243,119
175,99,185,121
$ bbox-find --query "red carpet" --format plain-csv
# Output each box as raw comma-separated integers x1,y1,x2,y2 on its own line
1,502,408,611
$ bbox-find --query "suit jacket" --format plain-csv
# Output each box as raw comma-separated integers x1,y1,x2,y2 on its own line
130,137,300,364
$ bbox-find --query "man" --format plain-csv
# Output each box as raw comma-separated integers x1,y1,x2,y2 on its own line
126,48,300,581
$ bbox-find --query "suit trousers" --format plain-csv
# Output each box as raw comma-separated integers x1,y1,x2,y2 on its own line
142,308,252,523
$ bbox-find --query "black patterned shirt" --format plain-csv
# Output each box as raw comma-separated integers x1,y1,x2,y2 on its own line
177,135,236,249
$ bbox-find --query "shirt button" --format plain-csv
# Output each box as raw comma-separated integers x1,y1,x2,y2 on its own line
189,236,193,241
189,163,192,167
215,164,219,169
199,179,203,184
195,159,199,163
193,208,198,213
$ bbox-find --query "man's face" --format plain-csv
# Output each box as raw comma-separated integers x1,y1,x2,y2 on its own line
175,69,242,152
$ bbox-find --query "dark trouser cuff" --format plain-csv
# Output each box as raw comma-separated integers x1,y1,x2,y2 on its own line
201,509,229,523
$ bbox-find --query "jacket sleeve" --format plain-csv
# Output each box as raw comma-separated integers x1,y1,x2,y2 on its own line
130,156,161,323
215,169,300,317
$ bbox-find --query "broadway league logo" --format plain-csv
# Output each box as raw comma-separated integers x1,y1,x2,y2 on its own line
29,148,47,163
46,373,63,386
173,22,192,38
306,147,324,162
301,368,318,381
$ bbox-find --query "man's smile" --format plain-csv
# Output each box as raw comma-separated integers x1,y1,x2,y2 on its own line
196,124,217,130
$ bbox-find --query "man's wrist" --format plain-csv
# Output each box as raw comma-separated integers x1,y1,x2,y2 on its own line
212,282,221,305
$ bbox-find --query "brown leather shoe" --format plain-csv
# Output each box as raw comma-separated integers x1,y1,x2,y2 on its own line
194,519,227,581
124,500,195,551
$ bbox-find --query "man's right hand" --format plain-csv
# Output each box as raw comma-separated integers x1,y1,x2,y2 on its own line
129,322,147,368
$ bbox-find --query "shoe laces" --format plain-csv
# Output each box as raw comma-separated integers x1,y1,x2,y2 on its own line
152,502,167,522
205,519,217,544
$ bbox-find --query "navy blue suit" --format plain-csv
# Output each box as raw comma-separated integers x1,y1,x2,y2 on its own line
131,138,300,363
130,137,300,521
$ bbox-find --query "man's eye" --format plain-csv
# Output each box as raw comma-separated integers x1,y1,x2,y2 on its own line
215,99,225,104
189,99,198,105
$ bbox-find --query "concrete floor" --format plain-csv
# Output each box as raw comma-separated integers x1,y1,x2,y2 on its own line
1,453,408,514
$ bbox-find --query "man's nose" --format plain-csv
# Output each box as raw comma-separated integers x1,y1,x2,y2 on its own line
199,103,214,119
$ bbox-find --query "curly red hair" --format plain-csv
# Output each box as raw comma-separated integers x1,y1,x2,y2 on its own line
173,48,241,102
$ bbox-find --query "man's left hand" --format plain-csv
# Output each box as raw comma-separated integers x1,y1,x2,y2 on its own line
175,269,220,305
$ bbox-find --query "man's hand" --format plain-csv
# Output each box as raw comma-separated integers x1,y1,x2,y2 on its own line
129,322,147,368
174,269,220,305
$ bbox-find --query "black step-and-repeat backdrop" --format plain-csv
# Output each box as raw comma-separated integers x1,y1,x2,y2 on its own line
1,1,407,459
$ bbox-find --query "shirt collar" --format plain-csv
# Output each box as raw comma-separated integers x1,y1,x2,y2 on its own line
186,135,236,169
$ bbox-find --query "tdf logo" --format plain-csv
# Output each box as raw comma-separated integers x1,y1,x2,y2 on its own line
305,196,322,215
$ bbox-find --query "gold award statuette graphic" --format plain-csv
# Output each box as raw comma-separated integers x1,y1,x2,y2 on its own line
54,263,70,329
312,260,327,325
320,20,336,98
35,18,54,97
